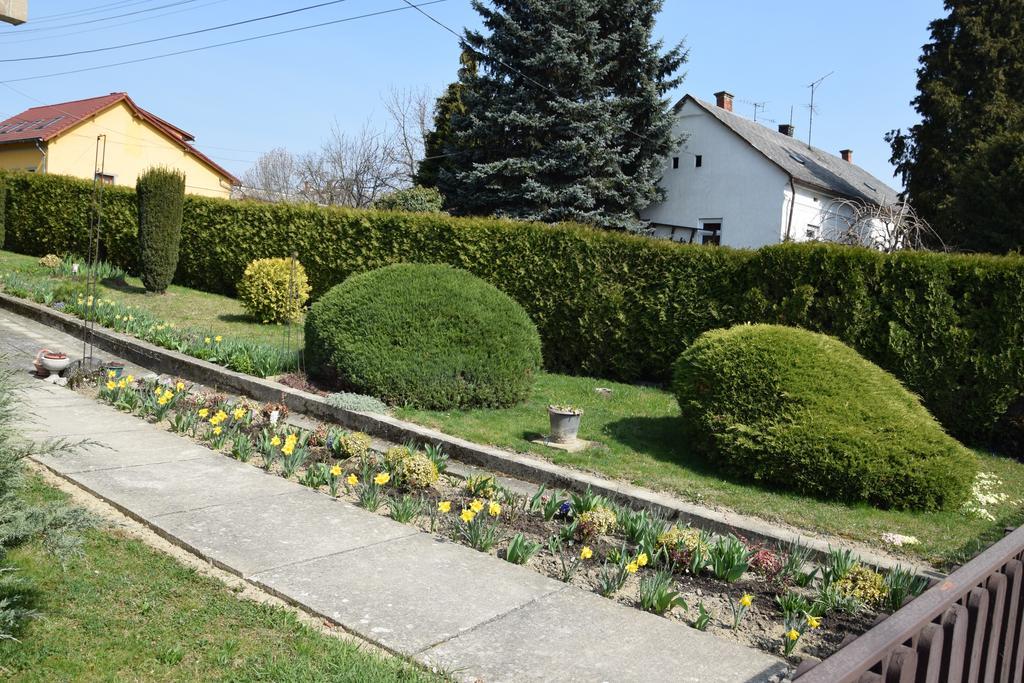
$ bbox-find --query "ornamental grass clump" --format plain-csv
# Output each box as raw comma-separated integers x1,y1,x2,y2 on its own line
673,324,977,511
237,257,311,324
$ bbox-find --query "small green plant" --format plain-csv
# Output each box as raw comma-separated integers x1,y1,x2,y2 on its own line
422,443,449,475
547,537,593,582
300,463,329,489
821,547,858,586
576,506,617,540
813,583,863,616
777,539,813,585
279,437,308,479
782,612,821,656
325,392,390,415
505,533,541,565
170,409,197,435
528,484,548,513
456,503,502,552
638,571,687,615
356,471,391,512
541,491,567,522
388,494,423,524
231,434,253,463
596,546,637,597
618,508,655,545
569,486,606,516
708,535,752,582
729,593,753,629
326,463,343,497
464,474,497,499
883,566,929,613
693,602,711,631
775,591,811,623
834,563,888,609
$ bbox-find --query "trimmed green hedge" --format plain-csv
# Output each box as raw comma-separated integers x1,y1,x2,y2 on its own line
673,324,976,511
306,264,542,409
2,170,1022,449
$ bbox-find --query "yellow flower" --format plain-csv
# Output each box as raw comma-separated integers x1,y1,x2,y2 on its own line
460,508,476,523
580,546,593,560
739,594,753,608
488,501,501,517
204,337,211,344
270,435,281,446
105,380,116,390
117,379,127,389
374,472,391,486
469,499,484,513
163,391,174,401
198,408,209,418
214,335,223,343
346,473,358,486
107,370,116,379
212,426,222,435
175,381,185,391
626,562,639,574
637,552,649,567
806,615,821,630
438,500,451,513
154,386,163,395
281,443,294,456
232,408,245,420
125,375,134,383
787,628,800,642
157,396,169,406
330,464,342,477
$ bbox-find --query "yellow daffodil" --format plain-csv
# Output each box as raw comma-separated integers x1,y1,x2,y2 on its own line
107,370,116,379
214,335,223,343
198,408,209,418
330,464,342,477
232,408,245,420
374,472,390,486
739,594,753,608
460,508,476,523
787,628,800,642
438,500,451,513
807,615,821,630
626,561,639,574
488,501,501,517
175,381,185,391
346,473,358,486
117,379,127,389
154,386,163,395
204,337,211,344
212,426,222,435
270,435,281,446
125,374,134,383
105,380,116,391
637,552,649,567
469,499,484,513
281,444,294,456
580,546,593,560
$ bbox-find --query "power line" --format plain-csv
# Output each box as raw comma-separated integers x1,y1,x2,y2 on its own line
1,0,204,36
0,0,230,46
1,0,356,63
19,0,164,24
0,1,449,84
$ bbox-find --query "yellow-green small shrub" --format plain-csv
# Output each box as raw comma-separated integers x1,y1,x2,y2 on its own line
835,564,888,609
237,257,311,324
657,526,708,555
401,452,439,489
38,254,61,268
333,431,372,460
577,506,617,539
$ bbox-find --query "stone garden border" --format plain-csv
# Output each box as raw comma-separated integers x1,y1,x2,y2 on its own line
0,292,937,576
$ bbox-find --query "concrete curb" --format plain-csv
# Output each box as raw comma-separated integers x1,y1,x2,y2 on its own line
0,292,936,575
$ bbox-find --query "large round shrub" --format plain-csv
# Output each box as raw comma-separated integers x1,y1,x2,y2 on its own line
672,324,976,511
306,263,541,409
237,257,311,323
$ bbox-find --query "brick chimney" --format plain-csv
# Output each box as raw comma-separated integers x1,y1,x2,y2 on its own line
778,123,795,137
714,91,734,112
840,149,853,163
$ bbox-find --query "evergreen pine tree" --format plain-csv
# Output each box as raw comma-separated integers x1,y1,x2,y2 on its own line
415,52,476,192
888,0,1024,253
435,0,685,228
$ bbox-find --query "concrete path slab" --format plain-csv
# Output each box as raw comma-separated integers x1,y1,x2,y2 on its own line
252,532,565,655
2,307,787,682
419,587,779,683
152,488,419,576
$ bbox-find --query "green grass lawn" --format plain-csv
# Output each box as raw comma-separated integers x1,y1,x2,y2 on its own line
0,477,435,682
0,250,302,347
3,248,1022,567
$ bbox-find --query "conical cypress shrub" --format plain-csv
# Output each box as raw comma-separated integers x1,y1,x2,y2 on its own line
136,167,185,293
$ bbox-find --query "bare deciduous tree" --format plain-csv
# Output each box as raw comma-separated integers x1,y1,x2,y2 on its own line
820,198,945,252
383,86,433,184
236,147,299,201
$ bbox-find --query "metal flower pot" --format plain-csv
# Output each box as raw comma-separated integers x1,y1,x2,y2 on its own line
548,406,582,444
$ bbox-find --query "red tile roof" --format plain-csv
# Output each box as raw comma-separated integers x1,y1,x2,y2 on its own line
0,92,239,185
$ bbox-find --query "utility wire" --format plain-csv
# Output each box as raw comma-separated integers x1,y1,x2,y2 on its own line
2,0,356,62
19,0,164,24
1,0,204,36
0,1,449,84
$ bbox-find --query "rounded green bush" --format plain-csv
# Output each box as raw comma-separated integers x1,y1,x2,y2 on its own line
237,257,311,323
306,263,542,409
672,324,976,511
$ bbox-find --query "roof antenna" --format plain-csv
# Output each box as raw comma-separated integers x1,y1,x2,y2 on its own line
805,71,834,147
751,100,768,123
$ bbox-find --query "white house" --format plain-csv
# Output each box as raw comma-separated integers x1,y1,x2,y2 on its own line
641,91,899,248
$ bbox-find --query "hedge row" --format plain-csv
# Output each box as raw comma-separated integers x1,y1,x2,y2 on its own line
2,170,1023,449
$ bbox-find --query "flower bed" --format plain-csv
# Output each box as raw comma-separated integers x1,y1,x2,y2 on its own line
70,371,933,664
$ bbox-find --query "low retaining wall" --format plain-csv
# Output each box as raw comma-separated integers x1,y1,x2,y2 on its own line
0,291,929,575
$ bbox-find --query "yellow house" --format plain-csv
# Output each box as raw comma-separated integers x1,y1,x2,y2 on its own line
0,92,238,198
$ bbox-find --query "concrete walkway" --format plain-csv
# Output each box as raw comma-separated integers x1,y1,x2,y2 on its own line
2,309,786,682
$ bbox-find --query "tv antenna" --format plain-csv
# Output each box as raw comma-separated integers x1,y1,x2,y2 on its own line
751,100,768,123
805,71,834,147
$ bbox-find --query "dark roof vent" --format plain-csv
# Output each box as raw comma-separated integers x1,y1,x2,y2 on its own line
778,123,795,137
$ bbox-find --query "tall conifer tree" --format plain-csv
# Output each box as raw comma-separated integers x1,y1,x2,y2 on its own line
432,0,685,228
888,0,1024,253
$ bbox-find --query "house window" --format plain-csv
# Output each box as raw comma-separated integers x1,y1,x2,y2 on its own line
699,220,722,246
695,155,702,168
94,173,115,185
672,157,679,169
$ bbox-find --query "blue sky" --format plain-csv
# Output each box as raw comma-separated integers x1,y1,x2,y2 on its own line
1,0,943,188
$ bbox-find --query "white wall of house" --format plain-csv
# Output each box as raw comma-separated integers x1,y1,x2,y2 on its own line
783,183,855,243
641,100,791,249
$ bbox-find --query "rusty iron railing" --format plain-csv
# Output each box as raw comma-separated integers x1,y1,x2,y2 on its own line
796,525,1024,683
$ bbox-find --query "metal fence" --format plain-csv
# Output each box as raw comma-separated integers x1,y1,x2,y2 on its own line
796,525,1024,683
